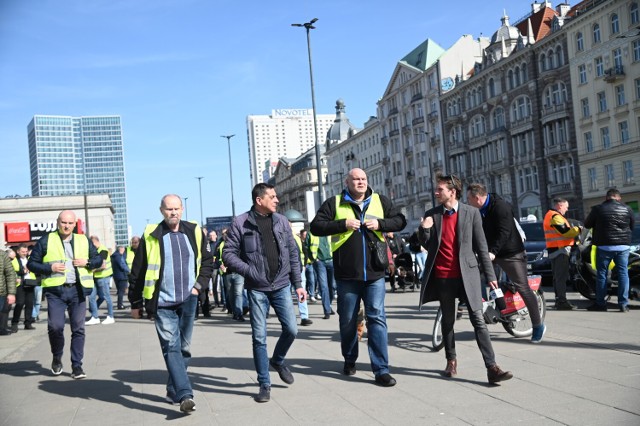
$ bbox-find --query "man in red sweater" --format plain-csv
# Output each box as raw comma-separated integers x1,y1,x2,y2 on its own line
417,174,512,384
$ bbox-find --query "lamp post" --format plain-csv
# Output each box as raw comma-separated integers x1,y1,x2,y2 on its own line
424,132,437,208
220,134,237,217
292,17,324,204
196,177,204,226
184,197,189,220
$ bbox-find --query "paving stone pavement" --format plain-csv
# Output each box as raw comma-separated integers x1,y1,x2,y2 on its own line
0,287,638,425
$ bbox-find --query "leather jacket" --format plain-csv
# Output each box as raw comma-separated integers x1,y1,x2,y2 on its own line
584,199,635,246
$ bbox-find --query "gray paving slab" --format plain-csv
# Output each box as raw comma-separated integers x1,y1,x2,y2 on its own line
0,287,639,425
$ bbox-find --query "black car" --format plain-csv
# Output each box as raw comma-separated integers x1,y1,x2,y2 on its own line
520,222,553,281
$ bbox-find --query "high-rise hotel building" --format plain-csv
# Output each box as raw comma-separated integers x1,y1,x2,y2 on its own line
246,108,334,185
27,115,129,245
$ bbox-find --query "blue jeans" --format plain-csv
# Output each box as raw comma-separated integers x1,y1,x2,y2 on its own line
89,277,114,317
314,260,335,315
595,248,630,308
415,252,427,280
305,264,317,297
247,285,298,386
336,277,389,376
33,285,43,318
227,272,245,318
45,285,87,368
155,294,198,402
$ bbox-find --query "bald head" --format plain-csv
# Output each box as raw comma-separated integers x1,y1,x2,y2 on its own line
57,210,77,240
346,168,368,201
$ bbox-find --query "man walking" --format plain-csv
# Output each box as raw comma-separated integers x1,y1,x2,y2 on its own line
111,246,129,310
86,235,115,325
10,244,37,331
223,183,305,403
129,194,213,413
311,168,406,387
305,231,335,318
418,175,512,384
543,198,582,310
584,189,635,312
467,183,546,343
0,250,17,336
27,210,103,378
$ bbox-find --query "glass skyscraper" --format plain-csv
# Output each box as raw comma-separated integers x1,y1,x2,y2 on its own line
27,115,129,245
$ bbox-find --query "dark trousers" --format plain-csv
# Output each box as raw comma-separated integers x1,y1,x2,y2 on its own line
211,269,220,306
115,279,128,308
494,251,541,326
436,278,496,368
12,285,35,326
195,288,211,317
45,285,87,368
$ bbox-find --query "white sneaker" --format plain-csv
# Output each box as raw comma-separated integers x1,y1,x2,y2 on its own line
85,317,100,325
101,316,115,325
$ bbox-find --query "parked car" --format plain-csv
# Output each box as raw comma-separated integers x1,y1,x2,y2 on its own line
520,221,553,282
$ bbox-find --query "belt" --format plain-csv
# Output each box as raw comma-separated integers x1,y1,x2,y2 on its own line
62,283,76,287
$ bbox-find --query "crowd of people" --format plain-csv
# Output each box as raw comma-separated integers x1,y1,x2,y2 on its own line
0,168,635,414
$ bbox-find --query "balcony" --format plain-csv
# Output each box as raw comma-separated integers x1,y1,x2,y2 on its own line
388,107,399,116
547,181,575,196
402,125,412,134
382,156,390,166
432,160,443,170
430,135,441,147
411,93,423,103
604,66,624,83
404,146,414,156
389,129,400,137
428,111,439,121
545,143,568,156
381,136,388,145
385,178,392,186
412,116,425,125
407,170,415,179
542,102,567,115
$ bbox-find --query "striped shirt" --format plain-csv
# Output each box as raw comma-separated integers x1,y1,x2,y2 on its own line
158,232,195,307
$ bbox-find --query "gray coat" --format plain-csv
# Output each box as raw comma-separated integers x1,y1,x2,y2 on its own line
418,202,496,312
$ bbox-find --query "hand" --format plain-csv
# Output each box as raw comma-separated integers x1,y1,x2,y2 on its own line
421,216,433,229
72,258,88,267
295,287,307,303
488,280,498,290
489,253,496,261
345,219,361,231
51,263,66,273
131,308,142,319
363,219,380,231
191,288,199,295
6,295,15,305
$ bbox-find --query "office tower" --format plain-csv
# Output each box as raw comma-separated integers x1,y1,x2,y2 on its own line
28,115,129,245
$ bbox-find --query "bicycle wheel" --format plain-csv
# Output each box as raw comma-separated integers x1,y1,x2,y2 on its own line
431,307,444,351
502,290,545,338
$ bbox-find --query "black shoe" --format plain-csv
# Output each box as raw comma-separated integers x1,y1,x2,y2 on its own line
554,300,575,310
71,366,86,379
243,307,250,316
330,310,336,315
25,323,35,330
343,362,356,376
301,318,313,326
620,305,630,313
0,329,10,336
117,305,125,310
255,384,271,403
375,373,397,387
487,365,513,384
269,360,294,384
233,315,245,322
51,357,63,376
586,303,607,312
179,397,196,413
323,313,330,319
10,324,18,333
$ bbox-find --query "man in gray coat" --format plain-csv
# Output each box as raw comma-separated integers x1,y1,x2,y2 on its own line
418,174,512,384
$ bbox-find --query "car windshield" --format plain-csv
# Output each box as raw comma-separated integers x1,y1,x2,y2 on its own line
520,222,545,241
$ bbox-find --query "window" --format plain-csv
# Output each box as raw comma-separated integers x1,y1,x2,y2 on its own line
613,48,623,69
605,164,615,187
597,91,607,112
488,78,496,98
588,168,597,191
584,131,593,153
576,32,584,51
611,14,620,34
601,127,611,149
492,107,505,129
544,82,568,106
623,160,634,184
595,57,604,77
511,96,532,121
619,121,630,144
616,85,626,106
632,2,639,25
593,23,601,43
579,64,587,84
633,40,640,62
539,53,547,72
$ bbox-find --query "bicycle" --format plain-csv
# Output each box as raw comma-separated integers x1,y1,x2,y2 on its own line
431,275,545,351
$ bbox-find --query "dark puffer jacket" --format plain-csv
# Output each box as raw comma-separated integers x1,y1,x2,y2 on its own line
584,199,635,246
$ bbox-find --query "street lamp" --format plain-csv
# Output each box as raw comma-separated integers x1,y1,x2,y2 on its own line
196,177,204,226
292,17,324,205
424,132,437,208
184,197,189,220
220,135,237,217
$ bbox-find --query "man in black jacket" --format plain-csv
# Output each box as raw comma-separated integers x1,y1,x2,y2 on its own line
467,183,546,343
584,188,635,312
311,168,406,387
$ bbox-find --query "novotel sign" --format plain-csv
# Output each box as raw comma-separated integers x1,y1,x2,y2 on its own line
272,109,313,117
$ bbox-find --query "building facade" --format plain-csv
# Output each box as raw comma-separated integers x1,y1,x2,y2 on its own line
27,115,129,245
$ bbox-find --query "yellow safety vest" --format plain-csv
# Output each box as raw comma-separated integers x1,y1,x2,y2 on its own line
12,257,36,287
331,193,385,252
42,232,94,289
142,222,202,300
93,245,113,278
126,247,136,269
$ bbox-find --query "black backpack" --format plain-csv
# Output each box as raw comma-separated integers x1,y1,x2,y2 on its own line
408,232,422,253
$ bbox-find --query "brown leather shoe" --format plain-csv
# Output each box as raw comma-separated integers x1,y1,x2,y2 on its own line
487,364,513,384
444,359,457,377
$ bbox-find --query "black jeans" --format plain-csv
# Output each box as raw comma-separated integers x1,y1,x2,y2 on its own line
495,251,541,326
436,278,496,368
12,285,35,326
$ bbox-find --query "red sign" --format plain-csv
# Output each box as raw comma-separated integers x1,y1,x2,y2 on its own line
5,222,31,243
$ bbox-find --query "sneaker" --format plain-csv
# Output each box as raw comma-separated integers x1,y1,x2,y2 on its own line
309,297,317,303
10,324,18,333
487,365,512,384
554,300,575,310
179,398,196,413
255,384,271,403
269,360,294,384
343,362,356,376
101,316,115,325
531,324,546,344
71,366,86,379
620,305,630,313
51,357,63,376
85,317,100,325
586,303,607,312
374,373,397,387
301,318,313,326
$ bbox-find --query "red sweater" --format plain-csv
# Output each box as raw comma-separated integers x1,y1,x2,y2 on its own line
434,211,462,279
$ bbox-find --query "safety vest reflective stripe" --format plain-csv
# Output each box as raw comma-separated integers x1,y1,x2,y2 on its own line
93,245,113,278
543,210,575,248
331,193,384,252
42,232,94,288
143,222,202,300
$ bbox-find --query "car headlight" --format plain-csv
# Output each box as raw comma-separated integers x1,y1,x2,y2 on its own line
534,249,548,261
